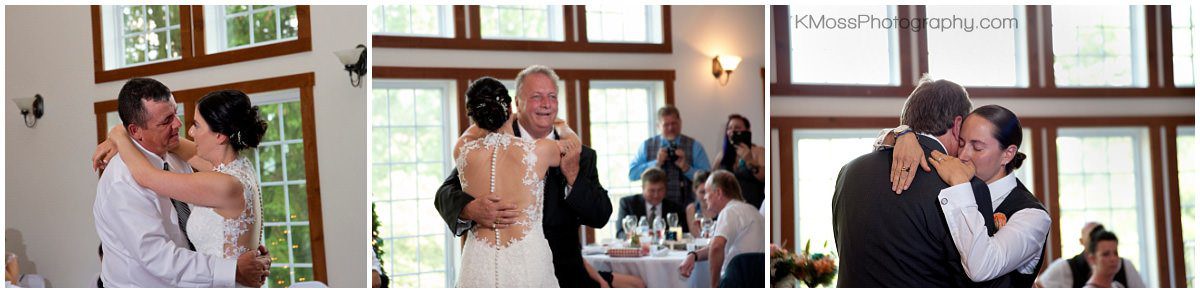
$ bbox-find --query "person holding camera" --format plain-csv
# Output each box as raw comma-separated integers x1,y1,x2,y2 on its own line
711,114,765,209
629,105,710,207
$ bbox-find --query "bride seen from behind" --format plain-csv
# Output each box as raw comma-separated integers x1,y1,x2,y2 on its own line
453,77,579,288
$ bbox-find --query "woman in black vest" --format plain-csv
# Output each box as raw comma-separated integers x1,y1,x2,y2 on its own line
893,105,1051,287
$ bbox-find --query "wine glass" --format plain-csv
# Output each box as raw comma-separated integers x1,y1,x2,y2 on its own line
621,215,637,241
637,216,649,236
666,213,679,228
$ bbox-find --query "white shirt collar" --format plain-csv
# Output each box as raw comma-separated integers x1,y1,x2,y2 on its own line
518,120,553,140
987,172,1019,210
131,139,169,170
917,132,946,152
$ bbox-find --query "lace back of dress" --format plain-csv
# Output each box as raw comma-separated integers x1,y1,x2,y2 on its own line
213,157,263,259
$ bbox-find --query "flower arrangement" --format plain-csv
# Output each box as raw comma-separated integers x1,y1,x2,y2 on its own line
770,240,838,288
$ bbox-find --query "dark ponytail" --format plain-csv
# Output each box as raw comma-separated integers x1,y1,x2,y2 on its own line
970,105,1024,174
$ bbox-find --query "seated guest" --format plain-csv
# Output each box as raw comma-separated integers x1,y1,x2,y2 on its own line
677,170,764,287
629,106,710,207
616,168,689,239
371,248,386,288
686,171,712,238
711,114,765,209
1035,222,1145,288
1080,230,1125,288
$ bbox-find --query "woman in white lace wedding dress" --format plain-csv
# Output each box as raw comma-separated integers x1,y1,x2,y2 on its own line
454,77,578,288
106,90,268,287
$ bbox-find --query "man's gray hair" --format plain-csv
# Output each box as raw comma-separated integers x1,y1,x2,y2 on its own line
515,65,561,98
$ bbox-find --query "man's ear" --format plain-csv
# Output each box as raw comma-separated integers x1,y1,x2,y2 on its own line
126,124,141,141
951,116,963,138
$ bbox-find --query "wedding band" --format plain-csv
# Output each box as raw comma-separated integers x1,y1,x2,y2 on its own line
901,166,910,172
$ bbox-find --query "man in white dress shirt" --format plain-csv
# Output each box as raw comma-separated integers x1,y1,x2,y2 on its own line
677,170,764,287
93,78,270,287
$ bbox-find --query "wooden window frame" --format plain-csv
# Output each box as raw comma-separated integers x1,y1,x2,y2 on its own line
93,72,327,284
772,115,1194,287
372,5,672,53
91,5,312,84
374,66,675,244
771,5,1195,98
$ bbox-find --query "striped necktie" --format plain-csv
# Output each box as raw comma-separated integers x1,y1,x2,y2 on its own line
165,162,196,251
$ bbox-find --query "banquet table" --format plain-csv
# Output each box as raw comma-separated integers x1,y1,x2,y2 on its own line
583,249,712,288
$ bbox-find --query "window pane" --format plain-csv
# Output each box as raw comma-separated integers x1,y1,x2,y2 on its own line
372,80,458,287
1015,128,1037,193
480,5,564,41
585,5,663,44
1056,128,1155,285
926,6,1027,87
587,81,663,244
372,5,454,38
789,6,899,85
794,130,878,256
212,5,300,53
1051,6,1148,87
1179,126,1195,287
1173,6,1196,87
250,93,314,288
110,5,182,68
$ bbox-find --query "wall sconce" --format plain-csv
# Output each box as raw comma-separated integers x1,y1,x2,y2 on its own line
712,55,742,86
11,94,44,128
335,44,367,87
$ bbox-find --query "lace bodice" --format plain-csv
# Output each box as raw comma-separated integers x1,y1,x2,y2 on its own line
454,132,557,287
455,132,545,248
186,156,263,260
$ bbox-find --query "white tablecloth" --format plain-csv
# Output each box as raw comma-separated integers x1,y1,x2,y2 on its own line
583,250,712,288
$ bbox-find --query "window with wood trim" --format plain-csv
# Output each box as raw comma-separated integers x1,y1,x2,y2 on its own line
1177,126,1195,287
771,5,1195,97
370,79,461,288
100,5,184,69
203,5,301,54
1055,127,1156,285
371,5,455,38
587,80,667,244
91,5,312,83
93,73,326,286
1172,6,1196,87
371,5,671,53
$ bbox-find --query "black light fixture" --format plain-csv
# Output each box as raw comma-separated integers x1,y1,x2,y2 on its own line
335,44,367,87
11,94,44,128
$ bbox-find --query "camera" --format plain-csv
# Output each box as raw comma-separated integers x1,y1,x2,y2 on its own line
664,142,679,164
730,130,752,147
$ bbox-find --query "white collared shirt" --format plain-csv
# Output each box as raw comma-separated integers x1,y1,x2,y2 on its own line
713,200,765,275
644,200,663,220
93,140,236,287
937,172,1051,281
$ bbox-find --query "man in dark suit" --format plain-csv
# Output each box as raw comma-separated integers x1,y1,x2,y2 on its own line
615,167,689,239
832,76,997,287
434,65,612,288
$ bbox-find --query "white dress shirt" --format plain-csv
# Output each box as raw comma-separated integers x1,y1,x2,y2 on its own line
937,172,1051,282
94,140,236,287
1037,256,1146,288
713,200,765,275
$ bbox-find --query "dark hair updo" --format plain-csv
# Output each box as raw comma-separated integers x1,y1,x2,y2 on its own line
970,104,1025,174
465,77,512,132
197,90,268,152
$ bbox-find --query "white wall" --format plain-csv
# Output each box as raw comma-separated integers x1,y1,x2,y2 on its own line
4,6,367,287
373,5,767,156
